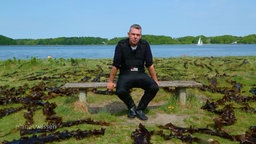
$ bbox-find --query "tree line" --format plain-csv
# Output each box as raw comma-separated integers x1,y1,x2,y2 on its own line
1,34,256,45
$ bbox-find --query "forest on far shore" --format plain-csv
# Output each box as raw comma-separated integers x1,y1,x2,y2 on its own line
1,34,256,45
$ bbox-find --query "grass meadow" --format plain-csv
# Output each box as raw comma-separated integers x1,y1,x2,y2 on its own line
0,56,256,144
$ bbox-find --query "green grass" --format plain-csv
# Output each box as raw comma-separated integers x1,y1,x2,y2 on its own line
0,56,256,143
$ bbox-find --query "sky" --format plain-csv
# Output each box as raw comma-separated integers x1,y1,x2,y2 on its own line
1,0,256,39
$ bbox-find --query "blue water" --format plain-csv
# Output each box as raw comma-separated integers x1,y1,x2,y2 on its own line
0,44,256,60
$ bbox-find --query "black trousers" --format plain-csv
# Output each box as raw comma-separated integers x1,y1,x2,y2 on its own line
115,71,159,110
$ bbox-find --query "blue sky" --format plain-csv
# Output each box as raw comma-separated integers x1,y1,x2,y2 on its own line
1,0,256,39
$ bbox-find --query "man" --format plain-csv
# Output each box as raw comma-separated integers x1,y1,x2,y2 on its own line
107,24,159,120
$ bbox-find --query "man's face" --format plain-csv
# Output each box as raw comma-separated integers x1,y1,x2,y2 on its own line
128,28,142,46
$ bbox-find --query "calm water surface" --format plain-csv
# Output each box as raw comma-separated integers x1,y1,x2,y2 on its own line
0,44,256,60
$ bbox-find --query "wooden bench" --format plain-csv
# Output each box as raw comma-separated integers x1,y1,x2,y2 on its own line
62,81,202,107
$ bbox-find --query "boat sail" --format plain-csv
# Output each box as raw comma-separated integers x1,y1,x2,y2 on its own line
197,37,203,46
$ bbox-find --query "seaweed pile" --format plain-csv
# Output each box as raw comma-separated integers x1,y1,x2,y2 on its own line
130,57,256,143
152,78,256,143
0,82,76,119
156,122,256,143
133,107,255,144
0,61,114,143
0,82,110,143
3,129,105,144
131,123,153,144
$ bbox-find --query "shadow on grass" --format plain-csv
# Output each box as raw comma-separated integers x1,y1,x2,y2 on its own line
88,101,165,116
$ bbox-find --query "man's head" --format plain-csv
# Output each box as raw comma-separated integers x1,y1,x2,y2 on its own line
128,24,142,47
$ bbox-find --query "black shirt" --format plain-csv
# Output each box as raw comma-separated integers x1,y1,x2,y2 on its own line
112,38,153,72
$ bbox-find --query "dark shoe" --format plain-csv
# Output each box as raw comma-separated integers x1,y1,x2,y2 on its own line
136,110,148,120
128,106,136,118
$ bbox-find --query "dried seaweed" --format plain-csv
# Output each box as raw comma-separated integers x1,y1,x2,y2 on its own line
158,122,256,143
3,128,105,144
92,89,115,95
131,123,153,144
0,106,24,118
158,122,232,143
0,81,77,119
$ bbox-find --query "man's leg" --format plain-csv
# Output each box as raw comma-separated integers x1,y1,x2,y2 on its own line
136,74,159,120
116,88,137,118
116,74,136,118
137,84,159,110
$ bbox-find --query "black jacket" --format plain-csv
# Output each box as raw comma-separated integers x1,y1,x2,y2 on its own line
112,38,153,73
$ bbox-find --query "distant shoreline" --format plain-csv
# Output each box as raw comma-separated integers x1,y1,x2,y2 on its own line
1,34,256,45
1,56,256,62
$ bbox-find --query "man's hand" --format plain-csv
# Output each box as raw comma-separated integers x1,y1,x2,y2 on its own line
107,81,116,90
107,66,118,91
147,65,159,85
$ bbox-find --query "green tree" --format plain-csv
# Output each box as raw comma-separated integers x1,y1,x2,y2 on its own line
239,34,256,44
177,36,196,44
142,35,178,44
0,35,16,45
108,37,125,45
210,35,240,44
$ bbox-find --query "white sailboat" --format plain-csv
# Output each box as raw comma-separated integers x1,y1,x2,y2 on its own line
197,37,203,46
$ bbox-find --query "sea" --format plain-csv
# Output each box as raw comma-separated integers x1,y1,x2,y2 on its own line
0,44,256,60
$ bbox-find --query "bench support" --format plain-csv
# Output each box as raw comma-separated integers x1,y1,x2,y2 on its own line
178,88,187,105
78,89,87,105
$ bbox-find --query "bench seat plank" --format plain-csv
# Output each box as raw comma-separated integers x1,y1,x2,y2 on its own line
62,81,202,88
62,82,108,89
159,81,202,87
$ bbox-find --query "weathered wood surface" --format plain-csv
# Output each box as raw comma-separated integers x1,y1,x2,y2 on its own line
62,81,202,89
158,81,202,87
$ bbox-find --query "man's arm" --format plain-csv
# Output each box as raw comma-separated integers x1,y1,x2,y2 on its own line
107,66,118,90
147,65,159,85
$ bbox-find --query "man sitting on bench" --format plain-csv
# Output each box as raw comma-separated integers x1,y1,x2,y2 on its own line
107,24,159,121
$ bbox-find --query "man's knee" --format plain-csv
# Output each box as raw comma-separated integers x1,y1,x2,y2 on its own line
149,84,159,94
116,88,129,96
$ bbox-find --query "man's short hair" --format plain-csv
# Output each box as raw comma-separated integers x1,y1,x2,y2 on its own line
130,24,142,31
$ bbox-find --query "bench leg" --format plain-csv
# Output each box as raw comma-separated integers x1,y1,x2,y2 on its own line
178,88,186,105
79,89,87,105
